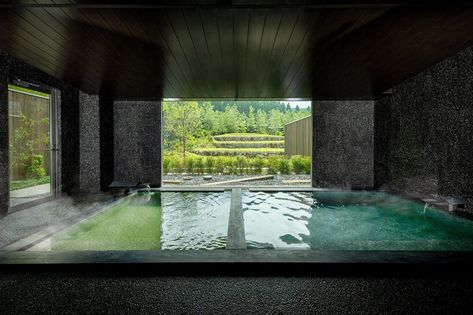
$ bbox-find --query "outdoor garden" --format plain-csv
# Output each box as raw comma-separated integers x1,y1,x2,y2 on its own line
8,85,50,192
162,100,312,186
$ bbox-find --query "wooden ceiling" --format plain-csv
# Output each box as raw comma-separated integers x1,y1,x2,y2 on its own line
0,1,473,99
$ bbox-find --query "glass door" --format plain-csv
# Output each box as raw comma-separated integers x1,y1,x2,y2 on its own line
8,83,58,209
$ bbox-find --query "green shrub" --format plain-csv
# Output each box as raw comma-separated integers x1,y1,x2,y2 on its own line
26,155,46,180
229,157,238,175
191,148,284,157
276,157,290,174
291,155,308,174
163,157,171,174
265,156,290,174
186,156,195,173
300,156,311,174
164,154,310,176
236,156,246,174
205,157,215,173
267,156,279,174
214,157,225,174
169,157,183,173
252,157,265,175
195,156,204,174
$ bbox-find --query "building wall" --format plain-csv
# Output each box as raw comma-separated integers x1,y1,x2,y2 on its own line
374,46,473,207
114,100,161,186
312,100,374,189
284,115,312,156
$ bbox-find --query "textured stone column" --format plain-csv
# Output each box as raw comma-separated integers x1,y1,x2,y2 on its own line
79,91,100,193
312,100,374,189
99,96,114,191
0,76,9,216
61,86,80,194
114,100,161,186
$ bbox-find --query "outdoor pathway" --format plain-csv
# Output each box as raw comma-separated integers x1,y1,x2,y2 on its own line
10,184,51,208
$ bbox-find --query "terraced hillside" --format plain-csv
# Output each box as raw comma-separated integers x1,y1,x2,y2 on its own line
193,133,285,156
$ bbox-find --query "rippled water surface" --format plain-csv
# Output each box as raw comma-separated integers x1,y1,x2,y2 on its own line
243,191,473,250
50,192,230,250
161,192,231,250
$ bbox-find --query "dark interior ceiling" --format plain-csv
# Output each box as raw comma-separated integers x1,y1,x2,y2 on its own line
0,1,473,99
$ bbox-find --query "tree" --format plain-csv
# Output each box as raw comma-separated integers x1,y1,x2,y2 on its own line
163,101,201,163
268,109,284,135
223,105,240,133
255,109,267,134
247,106,256,133
9,110,49,179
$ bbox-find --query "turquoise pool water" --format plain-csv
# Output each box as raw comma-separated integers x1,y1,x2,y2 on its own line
243,191,473,250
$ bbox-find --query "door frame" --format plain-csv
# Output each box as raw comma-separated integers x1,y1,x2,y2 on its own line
8,79,61,212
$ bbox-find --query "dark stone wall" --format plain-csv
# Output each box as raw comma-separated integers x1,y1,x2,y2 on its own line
114,100,161,186
375,46,473,207
373,95,391,189
99,96,115,191
60,86,80,195
312,100,374,189
0,75,8,216
79,91,100,193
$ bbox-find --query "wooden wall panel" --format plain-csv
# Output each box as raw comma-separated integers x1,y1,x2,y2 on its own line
284,115,312,156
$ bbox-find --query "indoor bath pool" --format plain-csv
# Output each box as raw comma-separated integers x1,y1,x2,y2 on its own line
32,191,231,251
243,191,473,250
12,190,473,252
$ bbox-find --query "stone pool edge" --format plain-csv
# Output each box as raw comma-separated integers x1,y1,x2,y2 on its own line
0,249,472,266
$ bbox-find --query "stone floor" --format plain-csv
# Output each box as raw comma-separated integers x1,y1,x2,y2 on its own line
9,183,51,208
1,270,472,314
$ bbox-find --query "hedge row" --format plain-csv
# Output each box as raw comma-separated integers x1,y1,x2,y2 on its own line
213,134,284,142
192,148,284,156
163,155,311,175
213,140,284,149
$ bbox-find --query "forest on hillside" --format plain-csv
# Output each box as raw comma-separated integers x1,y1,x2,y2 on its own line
163,100,310,144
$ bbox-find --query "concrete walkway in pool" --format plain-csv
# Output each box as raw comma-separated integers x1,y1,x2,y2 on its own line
10,184,51,208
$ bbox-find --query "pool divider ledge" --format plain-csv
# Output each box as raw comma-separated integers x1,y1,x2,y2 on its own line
226,188,246,249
